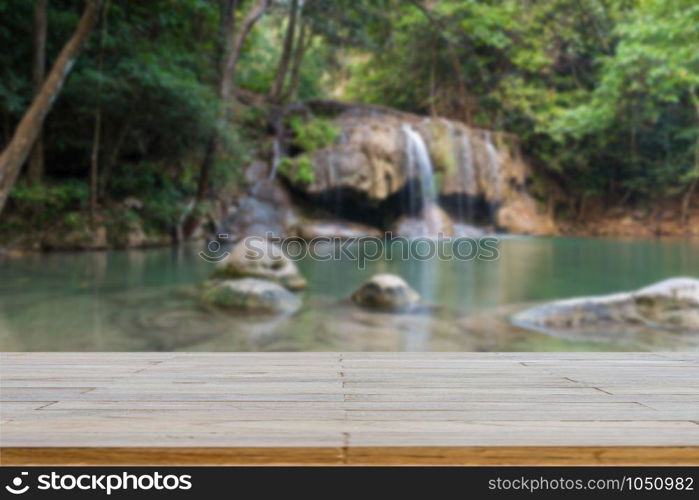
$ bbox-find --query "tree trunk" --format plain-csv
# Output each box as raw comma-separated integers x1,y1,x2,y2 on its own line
90,102,101,222
547,193,555,219
27,0,48,185
2,110,10,148
285,21,311,102
0,0,102,216
429,34,437,117
217,0,237,94
219,0,271,112
90,0,110,223
99,119,130,198
195,140,216,204
578,194,588,222
681,133,698,226
186,0,270,238
270,0,299,103
681,96,699,227
192,0,237,211
680,176,696,227
447,43,471,124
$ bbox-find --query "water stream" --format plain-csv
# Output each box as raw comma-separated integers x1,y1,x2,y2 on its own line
483,131,503,204
2,238,697,352
402,124,439,229
444,121,479,226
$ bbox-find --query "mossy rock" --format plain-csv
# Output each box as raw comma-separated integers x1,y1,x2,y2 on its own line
200,278,302,315
352,274,422,312
212,238,307,291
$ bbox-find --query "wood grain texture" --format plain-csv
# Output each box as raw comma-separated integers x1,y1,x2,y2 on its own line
2,353,699,465
3,446,698,466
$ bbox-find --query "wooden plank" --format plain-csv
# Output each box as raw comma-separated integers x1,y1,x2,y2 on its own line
2,446,697,466
0,447,345,466
0,433,345,448
345,446,699,466
2,353,698,465
41,400,642,411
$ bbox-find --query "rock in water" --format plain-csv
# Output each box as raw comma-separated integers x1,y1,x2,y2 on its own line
512,277,699,332
213,237,307,290
200,279,302,315
352,274,421,312
633,278,699,328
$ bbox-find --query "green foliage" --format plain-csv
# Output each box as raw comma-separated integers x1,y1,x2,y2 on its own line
278,154,316,185
547,0,699,198
108,160,189,233
0,0,32,115
2,0,697,239
344,0,699,203
236,11,330,100
102,206,141,248
287,116,340,151
0,0,253,237
8,181,89,228
62,212,84,230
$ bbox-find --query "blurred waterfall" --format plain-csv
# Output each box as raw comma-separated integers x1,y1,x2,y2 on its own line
402,123,439,235
483,131,502,202
268,138,282,181
483,131,503,224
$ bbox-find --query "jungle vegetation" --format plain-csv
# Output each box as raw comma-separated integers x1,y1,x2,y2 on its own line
0,0,697,235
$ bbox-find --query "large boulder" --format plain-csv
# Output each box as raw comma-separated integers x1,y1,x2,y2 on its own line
512,277,699,332
213,238,307,290
201,279,302,315
285,111,529,203
351,274,421,312
305,118,409,200
279,108,556,235
634,278,699,328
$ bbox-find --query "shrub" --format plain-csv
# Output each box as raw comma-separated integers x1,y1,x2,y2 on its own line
287,116,339,152
278,154,316,185
8,180,89,228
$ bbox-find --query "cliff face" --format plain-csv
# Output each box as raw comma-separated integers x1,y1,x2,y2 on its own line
279,107,557,236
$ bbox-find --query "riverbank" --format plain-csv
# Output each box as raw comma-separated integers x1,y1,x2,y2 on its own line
560,199,699,239
2,238,697,352
2,198,697,256
2,100,697,254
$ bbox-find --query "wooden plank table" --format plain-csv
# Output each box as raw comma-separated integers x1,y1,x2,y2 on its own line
1,352,698,465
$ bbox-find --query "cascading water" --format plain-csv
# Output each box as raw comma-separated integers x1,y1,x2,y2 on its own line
402,123,440,235
326,150,343,217
402,124,437,208
482,131,503,225
483,131,502,202
400,124,439,347
458,132,476,196
449,123,477,223
268,138,282,181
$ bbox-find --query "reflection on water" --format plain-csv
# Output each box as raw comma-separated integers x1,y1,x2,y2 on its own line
1,237,698,352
